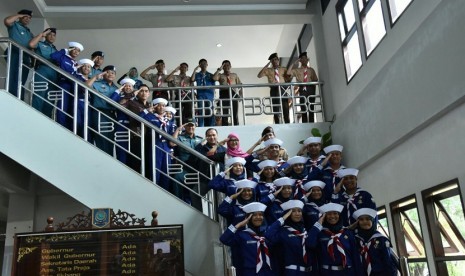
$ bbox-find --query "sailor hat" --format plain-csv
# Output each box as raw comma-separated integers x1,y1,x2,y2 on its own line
353,208,378,220
281,200,304,211
319,203,344,214
273,177,296,187
241,202,267,213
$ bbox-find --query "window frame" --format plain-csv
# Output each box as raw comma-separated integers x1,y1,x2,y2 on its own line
358,0,387,58
422,179,465,275
377,206,391,238
386,0,415,27
336,0,363,82
390,194,429,274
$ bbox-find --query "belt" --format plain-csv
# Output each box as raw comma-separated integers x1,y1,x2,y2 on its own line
321,265,345,271
285,265,311,272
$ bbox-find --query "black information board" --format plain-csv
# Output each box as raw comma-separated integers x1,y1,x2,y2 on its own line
13,225,183,276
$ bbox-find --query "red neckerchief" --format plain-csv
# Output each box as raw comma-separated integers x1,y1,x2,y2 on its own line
285,226,308,264
243,228,271,273
324,229,347,267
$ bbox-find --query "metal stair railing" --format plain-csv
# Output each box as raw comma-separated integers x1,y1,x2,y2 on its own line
1,37,219,219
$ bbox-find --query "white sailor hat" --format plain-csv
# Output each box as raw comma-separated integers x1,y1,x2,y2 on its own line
258,160,278,170
68,41,84,51
281,200,304,211
319,203,344,214
304,136,322,145
264,138,283,147
79,59,94,67
323,145,343,154
273,177,296,187
235,179,257,190
120,78,136,86
303,180,326,191
241,202,267,213
287,156,308,165
353,208,378,220
152,98,168,106
337,168,359,178
225,157,246,168
164,106,177,115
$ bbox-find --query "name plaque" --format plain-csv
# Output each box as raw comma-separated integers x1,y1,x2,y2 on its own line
13,225,183,276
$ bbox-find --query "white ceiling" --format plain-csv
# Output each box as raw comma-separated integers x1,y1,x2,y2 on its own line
3,0,314,74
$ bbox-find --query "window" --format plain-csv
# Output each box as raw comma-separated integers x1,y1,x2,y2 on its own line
336,0,362,81
359,0,386,56
387,0,413,24
422,180,465,275
390,196,430,276
377,207,391,237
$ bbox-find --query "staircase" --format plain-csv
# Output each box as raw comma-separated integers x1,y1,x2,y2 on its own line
0,90,223,275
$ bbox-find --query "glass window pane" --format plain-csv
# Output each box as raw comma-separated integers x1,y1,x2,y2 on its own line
442,260,465,276
338,14,346,40
377,208,390,237
439,195,465,239
344,0,356,30
388,0,413,23
361,0,386,55
408,261,429,276
435,195,465,256
343,31,362,80
358,0,364,12
401,207,426,258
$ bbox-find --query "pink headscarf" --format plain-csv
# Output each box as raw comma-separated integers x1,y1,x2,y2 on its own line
227,133,249,158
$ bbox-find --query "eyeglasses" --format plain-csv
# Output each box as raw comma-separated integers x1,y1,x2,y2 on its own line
269,145,280,149
228,139,239,142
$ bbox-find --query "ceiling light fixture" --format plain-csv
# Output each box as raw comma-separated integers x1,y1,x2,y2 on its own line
183,0,190,3
216,43,222,48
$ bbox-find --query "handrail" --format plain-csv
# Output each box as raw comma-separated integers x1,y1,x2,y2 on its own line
0,37,214,165
1,37,218,218
1,36,326,220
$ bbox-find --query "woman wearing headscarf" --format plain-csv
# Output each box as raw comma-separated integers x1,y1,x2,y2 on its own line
218,179,258,227
308,203,362,275
118,67,143,89
220,202,274,276
255,160,279,204
281,156,310,199
353,208,399,276
266,200,316,275
302,180,326,231
264,177,296,225
209,157,247,196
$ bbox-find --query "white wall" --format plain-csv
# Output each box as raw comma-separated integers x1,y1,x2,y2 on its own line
317,0,465,274
0,91,222,276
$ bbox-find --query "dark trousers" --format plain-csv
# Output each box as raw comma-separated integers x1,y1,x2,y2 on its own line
219,89,239,126
31,69,56,118
300,85,316,123
174,90,193,125
56,80,74,131
270,86,290,124
92,109,115,156
5,47,30,100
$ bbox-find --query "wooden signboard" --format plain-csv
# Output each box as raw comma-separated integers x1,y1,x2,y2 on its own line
12,225,184,276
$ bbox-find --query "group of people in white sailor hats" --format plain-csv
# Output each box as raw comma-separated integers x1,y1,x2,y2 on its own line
212,133,400,275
